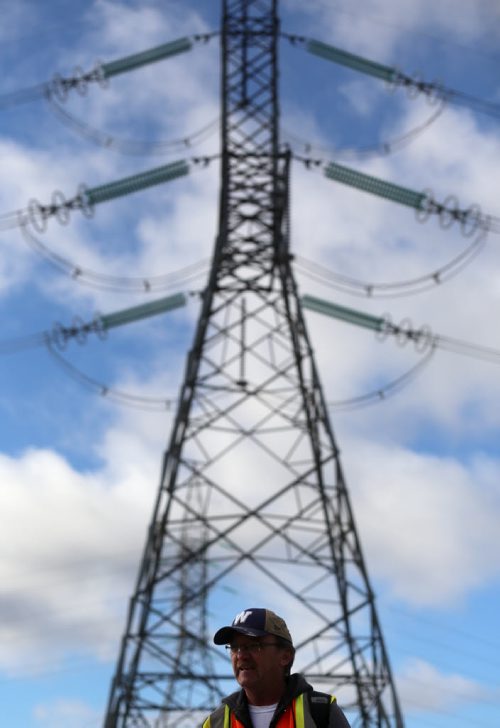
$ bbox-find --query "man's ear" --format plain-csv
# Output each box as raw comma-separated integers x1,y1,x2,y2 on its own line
279,647,294,667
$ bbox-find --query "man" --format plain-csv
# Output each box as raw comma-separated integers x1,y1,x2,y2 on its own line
202,607,351,728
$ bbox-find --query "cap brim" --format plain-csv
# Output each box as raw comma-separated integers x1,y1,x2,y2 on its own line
213,625,268,644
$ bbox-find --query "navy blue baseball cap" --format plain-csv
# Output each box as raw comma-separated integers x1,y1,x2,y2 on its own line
213,608,293,645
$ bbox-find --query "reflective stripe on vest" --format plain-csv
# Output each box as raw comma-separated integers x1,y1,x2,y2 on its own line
295,694,305,728
202,705,231,728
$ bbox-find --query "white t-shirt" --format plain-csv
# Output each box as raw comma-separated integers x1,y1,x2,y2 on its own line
248,703,278,728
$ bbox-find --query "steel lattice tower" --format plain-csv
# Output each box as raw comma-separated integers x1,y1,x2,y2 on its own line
104,2,404,726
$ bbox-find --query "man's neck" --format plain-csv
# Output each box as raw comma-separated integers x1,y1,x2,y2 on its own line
245,683,285,707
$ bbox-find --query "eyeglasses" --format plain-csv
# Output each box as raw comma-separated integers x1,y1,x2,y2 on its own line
225,642,279,656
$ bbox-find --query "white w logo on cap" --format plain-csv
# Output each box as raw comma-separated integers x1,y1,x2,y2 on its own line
233,610,253,625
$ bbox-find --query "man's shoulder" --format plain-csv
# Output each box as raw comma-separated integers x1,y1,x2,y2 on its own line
205,689,245,718
203,690,250,728
312,694,351,728
302,685,351,728
307,690,333,726
288,675,334,726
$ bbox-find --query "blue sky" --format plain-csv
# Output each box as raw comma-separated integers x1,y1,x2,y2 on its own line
0,0,500,726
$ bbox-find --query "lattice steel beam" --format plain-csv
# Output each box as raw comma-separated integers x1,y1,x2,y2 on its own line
103,2,404,726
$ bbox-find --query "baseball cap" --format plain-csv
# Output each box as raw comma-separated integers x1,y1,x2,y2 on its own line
213,608,293,645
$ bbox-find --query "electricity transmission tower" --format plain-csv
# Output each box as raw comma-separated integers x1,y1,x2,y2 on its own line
104,1,404,726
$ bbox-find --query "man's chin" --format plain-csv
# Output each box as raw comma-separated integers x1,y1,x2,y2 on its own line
236,668,256,685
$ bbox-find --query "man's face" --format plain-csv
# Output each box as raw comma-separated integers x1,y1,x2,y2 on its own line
229,634,292,701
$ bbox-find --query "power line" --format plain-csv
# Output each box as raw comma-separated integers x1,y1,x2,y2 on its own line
4,290,500,413
18,216,210,291
294,152,500,235
386,604,500,653
282,99,447,162
302,294,500,367
294,224,487,299
0,33,217,112
0,290,190,355
306,2,500,65
45,96,221,155
0,155,215,236
327,347,436,411
388,623,500,676
284,33,500,121
45,341,181,411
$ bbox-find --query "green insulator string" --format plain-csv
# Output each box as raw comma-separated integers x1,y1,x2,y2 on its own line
101,37,193,79
323,161,426,209
301,295,385,332
100,292,187,330
306,38,396,83
86,159,190,206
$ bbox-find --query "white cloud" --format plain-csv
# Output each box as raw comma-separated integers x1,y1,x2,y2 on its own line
0,436,159,675
1,7,500,728
398,657,491,713
0,0,220,307
283,0,500,61
34,698,99,728
288,70,500,451
344,440,500,605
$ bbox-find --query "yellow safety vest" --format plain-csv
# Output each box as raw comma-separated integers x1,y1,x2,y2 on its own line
203,692,335,728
